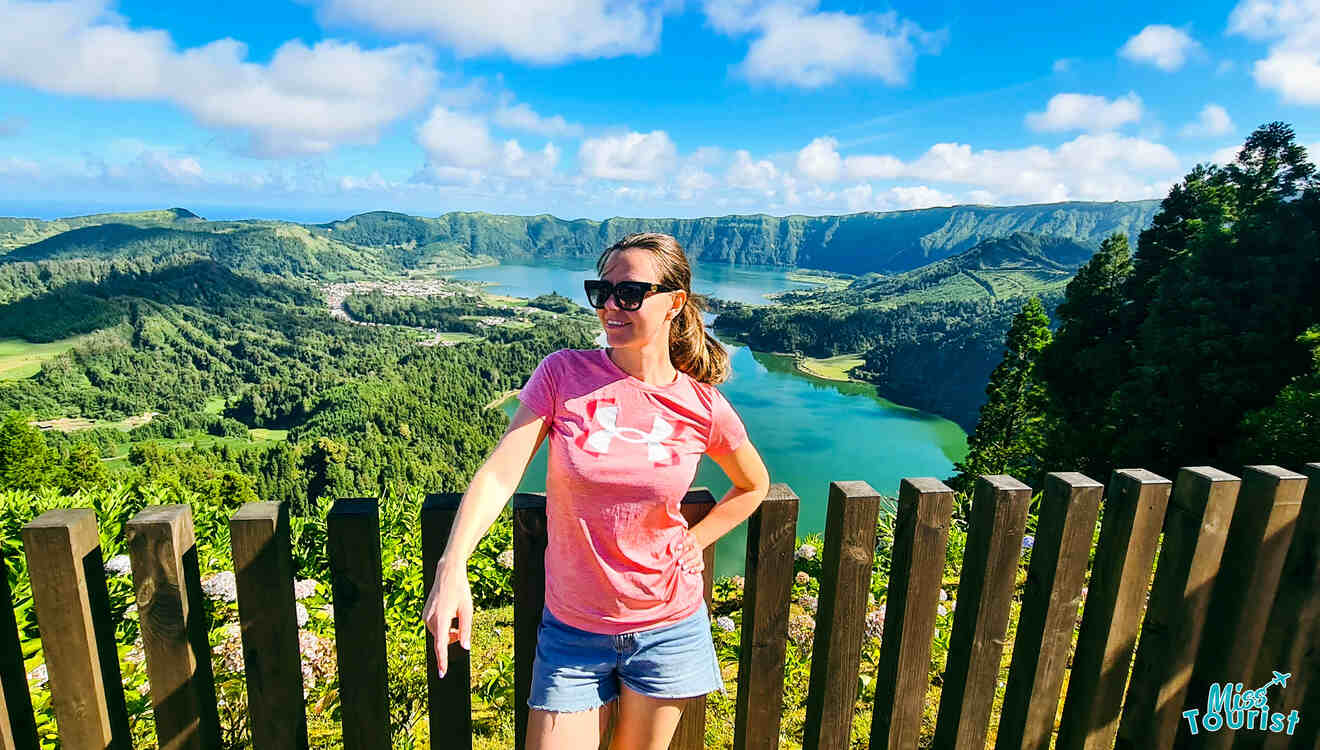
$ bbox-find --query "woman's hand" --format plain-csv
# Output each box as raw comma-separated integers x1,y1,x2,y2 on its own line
422,557,473,678
677,529,705,575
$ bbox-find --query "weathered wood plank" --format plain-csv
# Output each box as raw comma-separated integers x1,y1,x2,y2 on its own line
0,549,38,750
126,504,222,750
1056,468,1172,750
512,492,547,750
1176,466,1307,750
1115,467,1239,750
22,508,132,750
1236,463,1318,750
421,492,472,750
672,488,718,750
734,483,800,750
229,502,309,750
803,481,883,750
869,477,955,750
996,472,1103,750
933,474,1032,750
327,498,390,750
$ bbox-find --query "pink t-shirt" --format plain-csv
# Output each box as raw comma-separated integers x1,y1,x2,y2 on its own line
517,347,748,634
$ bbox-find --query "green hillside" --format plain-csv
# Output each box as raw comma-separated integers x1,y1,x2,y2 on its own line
313,202,1158,275
1,201,1159,283
0,208,202,252
777,232,1094,308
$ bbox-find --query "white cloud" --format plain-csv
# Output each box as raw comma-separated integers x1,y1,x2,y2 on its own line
0,0,437,156
579,130,676,181
1119,24,1201,71
1025,92,1143,133
493,98,583,137
704,0,944,87
312,0,673,64
1229,0,1320,104
844,153,904,180
888,185,954,210
415,106,560,182
793,136,902,184
1253,51,1320,104
418,107,499,169
795,137,843,182
727,149,779,191
1211,145,1244,165
1182,104,1235,137
674,165,718,200
904,133,1178,202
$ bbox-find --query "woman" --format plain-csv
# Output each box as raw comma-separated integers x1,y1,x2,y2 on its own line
423,232,770,749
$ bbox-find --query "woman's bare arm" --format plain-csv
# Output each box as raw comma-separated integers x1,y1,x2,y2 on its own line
424,402,549,675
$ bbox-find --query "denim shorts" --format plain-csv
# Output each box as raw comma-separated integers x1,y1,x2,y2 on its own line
527,599,726,713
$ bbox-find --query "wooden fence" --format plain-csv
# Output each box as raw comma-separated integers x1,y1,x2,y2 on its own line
2,464,1318,750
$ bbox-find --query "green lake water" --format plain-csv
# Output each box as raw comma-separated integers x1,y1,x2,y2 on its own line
467,260,969,577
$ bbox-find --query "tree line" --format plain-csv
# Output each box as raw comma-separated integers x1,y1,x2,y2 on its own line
956,122,1320,487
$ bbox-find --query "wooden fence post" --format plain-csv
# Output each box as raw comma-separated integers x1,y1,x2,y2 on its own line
326,498,390,750
21,508,132,750
421,493,471,750
512,492,546,750
1177,465,1308,750
1,549,38,750
1116,467,1240,750
996,472,1103,750
1251,462,1320,750
1056,468,1171,750
673,489,718,750
734,482,800,750
802,481,883,750
934,474,1032,750
125,504,222,750
229,502,309,750
868,477,955,750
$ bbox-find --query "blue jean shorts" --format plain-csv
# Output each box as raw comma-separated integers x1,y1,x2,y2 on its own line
527,599,726,713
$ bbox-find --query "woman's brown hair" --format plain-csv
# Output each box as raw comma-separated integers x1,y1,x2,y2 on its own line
596,232,731,385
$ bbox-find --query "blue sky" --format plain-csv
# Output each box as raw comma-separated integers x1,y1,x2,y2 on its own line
0,0,1316,222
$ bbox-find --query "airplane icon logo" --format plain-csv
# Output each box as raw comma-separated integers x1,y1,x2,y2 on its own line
1271,671,1291,689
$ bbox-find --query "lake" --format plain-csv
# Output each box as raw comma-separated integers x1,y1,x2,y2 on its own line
472,260,969,577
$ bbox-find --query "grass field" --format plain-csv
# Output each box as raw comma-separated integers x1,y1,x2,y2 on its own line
248,428,289,442
0,335,88,380
201,396,227,415
796,353,866,381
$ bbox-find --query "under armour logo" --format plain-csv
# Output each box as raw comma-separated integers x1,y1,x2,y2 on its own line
576,398,685,466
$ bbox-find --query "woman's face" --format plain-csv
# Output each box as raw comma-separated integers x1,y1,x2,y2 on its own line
596,247,686,350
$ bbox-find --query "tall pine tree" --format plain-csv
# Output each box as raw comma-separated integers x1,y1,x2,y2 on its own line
953,297,1053,490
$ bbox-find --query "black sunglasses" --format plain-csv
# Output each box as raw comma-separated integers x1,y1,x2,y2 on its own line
584,279,678,311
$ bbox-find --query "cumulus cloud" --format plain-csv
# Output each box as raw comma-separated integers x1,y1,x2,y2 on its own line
312,0,673,64
579,130,676,181
1025,92,1143,133
1119,24,1201,71
704,0,944,87
795,137,842,182
415,106,560,183
1229,0,1320,104
784,131,1179,205
1182,104,1235,137
727,149,779,191
493,98,583,137
1228,0,1320,105
0,0,437,156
